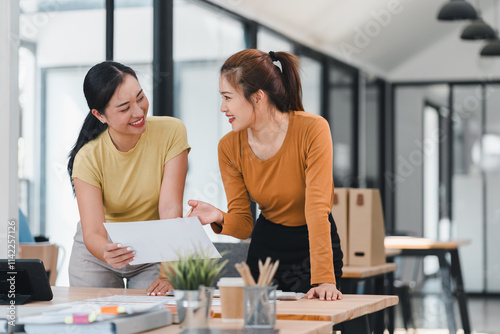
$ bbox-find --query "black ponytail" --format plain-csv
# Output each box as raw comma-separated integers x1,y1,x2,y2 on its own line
67,61,138,191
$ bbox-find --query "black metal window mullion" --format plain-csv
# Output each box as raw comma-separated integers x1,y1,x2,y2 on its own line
153,0,174,117
384,83,395,234
439,88,453,227
351,69,360,188
320,56,330,123
105,0,114,61
244,19,258,222
377,79,386,193
244,20,258,49
40,69,47,235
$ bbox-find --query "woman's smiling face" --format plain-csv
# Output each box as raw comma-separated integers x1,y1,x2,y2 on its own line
97,74,149,144
219,74,255,132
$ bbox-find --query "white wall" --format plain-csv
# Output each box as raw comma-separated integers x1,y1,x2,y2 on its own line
0,0,19,258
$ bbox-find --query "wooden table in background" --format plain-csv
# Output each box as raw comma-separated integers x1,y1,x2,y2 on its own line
385,236,472,334
342,262,397,279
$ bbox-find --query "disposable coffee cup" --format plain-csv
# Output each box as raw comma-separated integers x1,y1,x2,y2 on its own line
217,277,245,322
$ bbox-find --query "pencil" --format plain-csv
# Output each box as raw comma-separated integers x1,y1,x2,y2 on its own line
184,207,193,218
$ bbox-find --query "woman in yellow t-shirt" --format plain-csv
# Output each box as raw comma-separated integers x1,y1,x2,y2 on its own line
187,50,343,301
67,61,190,295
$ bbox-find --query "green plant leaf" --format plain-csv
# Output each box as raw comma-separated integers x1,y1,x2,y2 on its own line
161,247,228,290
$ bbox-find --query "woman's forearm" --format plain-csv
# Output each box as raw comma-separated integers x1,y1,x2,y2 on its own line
83,232,113,262
159,204,183,220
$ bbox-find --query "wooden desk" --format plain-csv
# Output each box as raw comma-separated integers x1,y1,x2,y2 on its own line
385,236,472,334
27,287,331,334
27,287,397,334
342,262,397,279
385,248,402,258
385,236,470,250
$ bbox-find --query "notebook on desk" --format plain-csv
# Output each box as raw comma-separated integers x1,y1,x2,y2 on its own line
23,308,172,334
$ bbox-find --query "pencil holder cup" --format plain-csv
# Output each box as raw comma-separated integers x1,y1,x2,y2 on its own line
174,285,214,329
243,285,277,328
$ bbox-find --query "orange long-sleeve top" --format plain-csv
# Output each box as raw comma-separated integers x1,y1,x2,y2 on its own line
212,111,336,285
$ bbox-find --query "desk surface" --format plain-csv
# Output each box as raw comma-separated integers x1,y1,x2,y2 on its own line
33,287,397,330
212,294,399,325
384,236,470,250
342,262,397,279
147,318,333,334
276,294,398,324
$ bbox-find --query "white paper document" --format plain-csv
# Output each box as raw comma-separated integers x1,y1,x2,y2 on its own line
103,217,220,265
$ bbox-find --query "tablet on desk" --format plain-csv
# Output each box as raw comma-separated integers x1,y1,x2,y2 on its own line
0,259,53,305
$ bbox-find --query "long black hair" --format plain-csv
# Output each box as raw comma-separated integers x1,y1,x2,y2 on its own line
67,61,138,190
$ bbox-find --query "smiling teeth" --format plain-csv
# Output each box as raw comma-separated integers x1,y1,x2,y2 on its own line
131,118,143,125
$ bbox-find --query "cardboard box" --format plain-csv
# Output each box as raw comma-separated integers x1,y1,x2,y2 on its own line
332,188,349,265
348,188,386,266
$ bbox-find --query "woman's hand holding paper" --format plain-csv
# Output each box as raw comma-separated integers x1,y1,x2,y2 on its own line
103,242,135,269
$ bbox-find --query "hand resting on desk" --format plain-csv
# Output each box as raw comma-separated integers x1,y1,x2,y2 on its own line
146,278,173,296
307,283,342,301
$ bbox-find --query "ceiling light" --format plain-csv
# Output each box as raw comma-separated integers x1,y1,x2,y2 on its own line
461,18,496,40
437,0,478,21
479,0,500,56
480,38,500,56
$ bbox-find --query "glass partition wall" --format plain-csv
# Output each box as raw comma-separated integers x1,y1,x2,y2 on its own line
329,65,358,188
173,0,245,242
19,0,108,287
484,85,500,292
394,83,500,294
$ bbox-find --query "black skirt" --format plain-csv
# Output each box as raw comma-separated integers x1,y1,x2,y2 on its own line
246,213,343,293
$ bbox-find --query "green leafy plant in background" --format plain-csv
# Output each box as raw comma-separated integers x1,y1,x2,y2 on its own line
161,248,228,290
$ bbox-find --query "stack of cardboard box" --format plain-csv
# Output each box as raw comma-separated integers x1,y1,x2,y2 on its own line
332,188,386,266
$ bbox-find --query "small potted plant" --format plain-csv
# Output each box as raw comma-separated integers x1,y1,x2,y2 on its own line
161,248,228,328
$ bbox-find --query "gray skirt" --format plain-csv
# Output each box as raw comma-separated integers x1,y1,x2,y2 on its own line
68,222,159,289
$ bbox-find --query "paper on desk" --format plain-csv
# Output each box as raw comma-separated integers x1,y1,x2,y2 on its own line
103,217,220,265
86,295,222,306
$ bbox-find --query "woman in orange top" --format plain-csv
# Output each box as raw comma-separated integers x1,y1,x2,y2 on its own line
188,49,343,301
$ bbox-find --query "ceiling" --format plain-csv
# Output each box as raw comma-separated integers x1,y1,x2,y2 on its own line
208,0,500,81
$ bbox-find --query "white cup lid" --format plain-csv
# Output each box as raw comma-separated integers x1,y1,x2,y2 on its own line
217,277,245,287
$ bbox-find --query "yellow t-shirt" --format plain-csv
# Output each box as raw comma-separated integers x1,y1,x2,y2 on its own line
214,111,335,285
72,116,190,222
